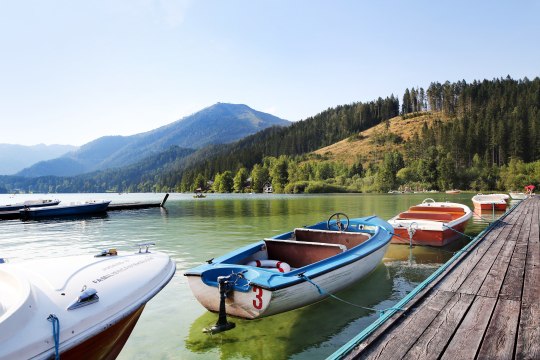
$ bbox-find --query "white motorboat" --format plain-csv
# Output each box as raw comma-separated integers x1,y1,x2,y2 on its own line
0,199,60,212
0,244,175,359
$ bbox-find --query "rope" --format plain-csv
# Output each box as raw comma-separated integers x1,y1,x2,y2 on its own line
389,231,410,242
299,274,403,317
441,224,475,240
47,314,60,360
471,209,497,224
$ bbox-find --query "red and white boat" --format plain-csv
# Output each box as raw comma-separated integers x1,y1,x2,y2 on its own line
388,199,472,247
471,193,508,211
0,244,175,359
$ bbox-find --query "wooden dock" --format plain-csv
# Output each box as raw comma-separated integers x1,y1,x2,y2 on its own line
0,194,169,219
337,196,539,359
107,193,169,211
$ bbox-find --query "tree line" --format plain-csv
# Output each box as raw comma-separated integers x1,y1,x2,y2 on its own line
178,76,540,194
0,76,538,194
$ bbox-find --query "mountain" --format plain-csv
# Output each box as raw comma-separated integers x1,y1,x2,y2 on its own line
17,103,290,177
0,143,76,175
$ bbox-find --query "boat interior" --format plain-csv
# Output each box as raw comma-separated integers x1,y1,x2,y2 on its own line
262,228,371,268
397,205,466,222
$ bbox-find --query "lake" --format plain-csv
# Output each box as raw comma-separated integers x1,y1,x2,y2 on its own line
0,192,505,359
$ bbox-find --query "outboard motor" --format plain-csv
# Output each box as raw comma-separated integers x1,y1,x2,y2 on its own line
203,275,236,334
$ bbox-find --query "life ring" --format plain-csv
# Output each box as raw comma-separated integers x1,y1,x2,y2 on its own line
247,259,291,273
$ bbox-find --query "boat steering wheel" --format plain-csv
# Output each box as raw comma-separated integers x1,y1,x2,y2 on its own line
327,212,350,231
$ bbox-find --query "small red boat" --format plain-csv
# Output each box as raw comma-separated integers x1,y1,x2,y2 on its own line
471,194,508,211
388,199,472,247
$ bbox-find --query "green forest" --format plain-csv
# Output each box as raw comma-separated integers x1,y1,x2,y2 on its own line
168,76,540,194
1,77,539,194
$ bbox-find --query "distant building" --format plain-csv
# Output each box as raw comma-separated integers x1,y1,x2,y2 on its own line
263,183,273,193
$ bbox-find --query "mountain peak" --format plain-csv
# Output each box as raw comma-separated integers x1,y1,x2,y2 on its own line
16,104,290,177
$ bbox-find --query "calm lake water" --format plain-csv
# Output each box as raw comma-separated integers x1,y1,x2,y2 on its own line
0,192,509,359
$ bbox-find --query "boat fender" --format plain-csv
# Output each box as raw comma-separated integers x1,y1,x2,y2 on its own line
247,259,291,273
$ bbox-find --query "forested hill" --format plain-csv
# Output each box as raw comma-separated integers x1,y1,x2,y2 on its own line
156,96,400,189
162,76,539,193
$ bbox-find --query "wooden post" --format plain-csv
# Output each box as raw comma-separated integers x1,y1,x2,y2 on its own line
160,193,169,207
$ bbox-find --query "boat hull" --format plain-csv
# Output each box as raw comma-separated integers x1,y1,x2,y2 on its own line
473,202,507,211
391,222,466,247
20,201,110,219
59,305,144,360
187,243,388,319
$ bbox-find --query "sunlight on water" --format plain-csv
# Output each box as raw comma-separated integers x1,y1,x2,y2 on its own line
0,192,496,359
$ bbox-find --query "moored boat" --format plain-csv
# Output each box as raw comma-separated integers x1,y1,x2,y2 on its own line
0,245,176,359
509,191,527,200
471,194,508,211
0,199,60,212
19,200,111,219
445,189,461,194
185,213,392,321
388,199,472,247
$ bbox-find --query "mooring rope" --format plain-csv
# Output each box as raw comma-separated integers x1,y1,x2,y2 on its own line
47,314,60,360
471,209,497,224
441,224,475,240
299,274,403,317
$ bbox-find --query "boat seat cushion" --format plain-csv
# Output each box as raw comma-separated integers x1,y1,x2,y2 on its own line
264,239,346,268
408,206,465,214
293,228,370,249
398,211,453,221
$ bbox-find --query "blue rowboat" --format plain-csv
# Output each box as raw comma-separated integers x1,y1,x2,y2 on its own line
185,213,393,321
19,200,111,219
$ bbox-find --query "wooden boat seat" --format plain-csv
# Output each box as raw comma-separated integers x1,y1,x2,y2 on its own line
264,239,346,268
398,211,453,222
408,206,465,214
293,228,370,249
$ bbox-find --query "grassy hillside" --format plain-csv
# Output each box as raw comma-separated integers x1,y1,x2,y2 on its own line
313,112,450,164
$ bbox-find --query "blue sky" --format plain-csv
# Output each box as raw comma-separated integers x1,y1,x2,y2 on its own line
1,0,538,146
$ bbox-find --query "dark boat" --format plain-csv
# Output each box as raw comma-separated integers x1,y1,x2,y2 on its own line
20,200,110,219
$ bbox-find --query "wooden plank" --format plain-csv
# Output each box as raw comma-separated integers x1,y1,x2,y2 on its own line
438,205,524,293
440,296,497,360
359,290,455,359
456,229,513,296
498,251,527,301
402,292,475,359
516,198,540,359
477,298,521,359
499,210,532,301
477,232,517,298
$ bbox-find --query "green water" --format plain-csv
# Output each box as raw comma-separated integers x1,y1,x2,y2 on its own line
0,192,504,359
